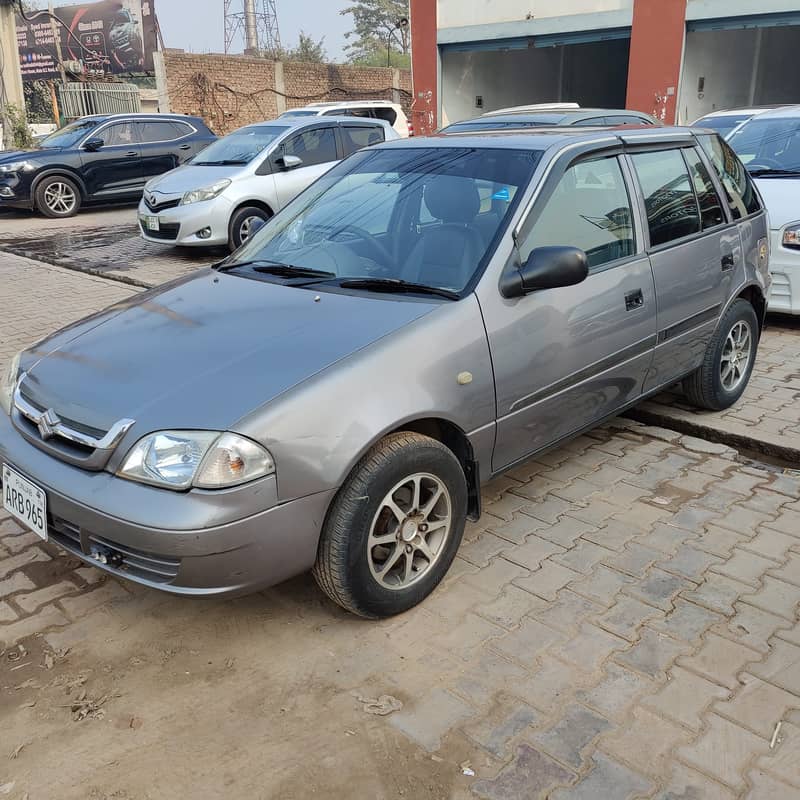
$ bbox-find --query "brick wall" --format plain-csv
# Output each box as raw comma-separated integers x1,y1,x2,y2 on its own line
164,50,412,134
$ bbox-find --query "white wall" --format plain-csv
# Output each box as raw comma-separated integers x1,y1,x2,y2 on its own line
438,0,632,30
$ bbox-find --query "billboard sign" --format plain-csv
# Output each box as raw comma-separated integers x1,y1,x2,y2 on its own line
16,0,157,81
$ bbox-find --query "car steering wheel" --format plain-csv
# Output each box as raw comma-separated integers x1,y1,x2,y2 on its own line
328,225,394,273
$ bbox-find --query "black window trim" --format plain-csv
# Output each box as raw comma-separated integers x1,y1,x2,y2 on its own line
136,119,197,145
77,116,198,149
679,146,728,234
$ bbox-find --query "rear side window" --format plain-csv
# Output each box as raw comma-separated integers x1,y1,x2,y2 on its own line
279,127,338,167
697,134,761,219
340,125,385,157
518,156,635,270
373,107,398,127
607,115,652,126
137,121,182,143
683,148,725,229
631,149,701,247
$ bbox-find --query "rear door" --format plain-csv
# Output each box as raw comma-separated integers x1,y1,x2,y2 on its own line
135,120,196,183
626,146,738,391
79,119,143,197
271,125,339,209
483,151,658,471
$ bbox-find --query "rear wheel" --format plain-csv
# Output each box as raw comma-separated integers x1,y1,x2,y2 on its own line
313,432,468,618
35,176,81,218
228,206,271,251
683,298,759,411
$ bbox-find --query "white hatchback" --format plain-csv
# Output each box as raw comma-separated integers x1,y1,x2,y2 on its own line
727,106,800,314
279,101,409,138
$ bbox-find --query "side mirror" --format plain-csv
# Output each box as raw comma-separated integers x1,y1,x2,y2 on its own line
83,137,104,151
276,154,303,170
501,246,589,298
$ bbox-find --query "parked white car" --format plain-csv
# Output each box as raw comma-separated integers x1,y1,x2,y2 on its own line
727,106,800,314
692,106,786,139
138,116,397,250
279,101,409,138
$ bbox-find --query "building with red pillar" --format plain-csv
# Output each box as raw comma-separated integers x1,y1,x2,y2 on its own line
410,0,800,135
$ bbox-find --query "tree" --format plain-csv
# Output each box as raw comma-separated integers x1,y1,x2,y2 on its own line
341,0,410,65
279,31,327,63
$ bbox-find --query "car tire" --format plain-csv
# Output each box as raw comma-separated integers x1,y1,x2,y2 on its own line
312,432,468,619
683,299,759,411
35,175,81,218
228,206,271,251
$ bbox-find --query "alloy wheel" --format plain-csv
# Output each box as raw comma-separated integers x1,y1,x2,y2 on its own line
43,182,77,215
720,319,752,392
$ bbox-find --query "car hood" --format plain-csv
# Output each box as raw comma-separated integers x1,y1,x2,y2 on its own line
145,163,248,196
19,270,438,438
0,148,45,162
753,178,800,230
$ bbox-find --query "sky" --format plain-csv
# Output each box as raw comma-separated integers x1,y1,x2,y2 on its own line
156,0,353,60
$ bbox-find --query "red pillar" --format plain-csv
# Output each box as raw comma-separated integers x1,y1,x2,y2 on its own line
409,0,438,135
626,0,687,124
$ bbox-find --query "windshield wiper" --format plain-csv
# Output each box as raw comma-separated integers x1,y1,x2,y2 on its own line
216,259,335,279
327,277,460,301
193,159,249,166
748,168,800,177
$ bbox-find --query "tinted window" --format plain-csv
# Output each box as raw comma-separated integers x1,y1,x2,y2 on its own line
373,108,398,127
138,121,181,143
103,122,136,146
194,125,288,165
607,115,652,126
519,156,635,270
632,149,700,247
37,118,101,149
280,127,338,167
324,108,372,119
340,125,385,157
684,148,725,229
572,117,607,127
698,134,761,219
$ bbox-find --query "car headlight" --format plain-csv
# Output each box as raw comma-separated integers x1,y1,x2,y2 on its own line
0,161,34,174
782,223,800,250
180,179,231,206
118,430,275,490
0,351,22,415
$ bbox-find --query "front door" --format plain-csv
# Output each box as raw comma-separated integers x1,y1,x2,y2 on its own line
79,120,143,197
271,126,339,209
481,154,658,472
627,146,739,392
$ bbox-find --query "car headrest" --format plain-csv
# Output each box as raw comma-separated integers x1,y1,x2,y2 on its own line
423,176,481,224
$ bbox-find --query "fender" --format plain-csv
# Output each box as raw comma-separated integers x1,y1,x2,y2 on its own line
720,279,767,333
31,167,88,200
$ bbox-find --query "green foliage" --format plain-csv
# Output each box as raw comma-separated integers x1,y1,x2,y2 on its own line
279,31,328,63
352,47,411,69
5,104,34,149
341,0,410,64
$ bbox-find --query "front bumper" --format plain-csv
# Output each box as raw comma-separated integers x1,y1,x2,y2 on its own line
137,195,232,247
0,176,33,209
0,411,334,596
768,229,800,315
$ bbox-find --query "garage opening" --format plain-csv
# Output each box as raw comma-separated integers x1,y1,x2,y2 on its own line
679,13,800,124
440,31,631,126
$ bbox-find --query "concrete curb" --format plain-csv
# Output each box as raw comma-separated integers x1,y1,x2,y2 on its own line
627,401,800,466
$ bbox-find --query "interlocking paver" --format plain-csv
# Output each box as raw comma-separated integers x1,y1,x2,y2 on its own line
744,770,800,800
521,495,574,525
514,561,582,602
577,662,654,723
658,543,724,582
714,603,789,654
653,763,737,800
389,687,475,752
642,665,731,731
464,696,540,758
451,651,528,707
533,590,604,636
463,557,528,596
554,623,627,673
505,535,566,570
0,604,70,644
768,553,800,588
649,598,724,643
14,580,78,614
749,640,800,695
549,752,653,800
624,568,692,612
678,633,761,690
476,586,548,630
714,673,800,739
535,517,598,548
0,548,51,580
472,744,576,800
512,654,589,713
753,721,800,789
581,520,640,552
459,531,515,567
694,524,748,557
668,505,720,533
569,565,634,608
615,628,690,679
553,540,615,575
712,549,784,588
0,571,36,596
492,617,566,667
682,572,751,616
486,512,548,545
605,542,662,579
597,596,664,642
677,712,770,790
742,576,800,621
764,509,800,537
530,702,611,769
636,522,697,556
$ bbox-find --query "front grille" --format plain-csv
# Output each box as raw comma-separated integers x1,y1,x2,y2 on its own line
140,222,180,241
17,413,95,458
49,514,181,584
144,197,181,213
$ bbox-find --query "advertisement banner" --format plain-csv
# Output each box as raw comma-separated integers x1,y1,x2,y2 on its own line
16,0,157,81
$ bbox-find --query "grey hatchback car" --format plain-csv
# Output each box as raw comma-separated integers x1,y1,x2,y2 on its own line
1,127,768,618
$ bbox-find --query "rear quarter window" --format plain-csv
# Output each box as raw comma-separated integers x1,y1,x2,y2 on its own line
697,134,761,219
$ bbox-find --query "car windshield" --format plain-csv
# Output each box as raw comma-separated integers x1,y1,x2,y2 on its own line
694,114,752,138
225,146,541,295
728,116,800,174
193,125,288,165
36,119,102,149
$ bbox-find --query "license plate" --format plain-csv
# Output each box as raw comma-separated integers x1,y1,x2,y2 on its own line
2,464,47,541
143,215,160,232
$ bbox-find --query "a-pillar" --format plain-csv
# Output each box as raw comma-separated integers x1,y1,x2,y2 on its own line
626,0,688,124
409,0,437,135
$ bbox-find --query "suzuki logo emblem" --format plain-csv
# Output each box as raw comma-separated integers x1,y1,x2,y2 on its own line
37,408,60,441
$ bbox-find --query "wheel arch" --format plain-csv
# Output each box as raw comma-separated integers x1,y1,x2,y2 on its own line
734,284,767,335
31,169,88,201
232,198,274,219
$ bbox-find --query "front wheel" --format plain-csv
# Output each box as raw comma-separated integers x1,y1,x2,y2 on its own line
35,175,81,218
228,205,271,251
683,298,759,411
313,432,468,618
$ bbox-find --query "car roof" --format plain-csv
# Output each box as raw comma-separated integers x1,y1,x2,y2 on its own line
377,126,695,152
741,104,800,120
236,116,392,133
76,112,201,122
482,102,580,116
444,109,655,130
302,100,398,109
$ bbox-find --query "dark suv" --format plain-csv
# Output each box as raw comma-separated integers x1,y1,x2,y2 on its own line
0,113,216,218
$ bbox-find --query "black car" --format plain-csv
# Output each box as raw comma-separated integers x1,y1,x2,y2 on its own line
0,113,216,218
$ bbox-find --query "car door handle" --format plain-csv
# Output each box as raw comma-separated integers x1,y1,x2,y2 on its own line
721,254,735,271
179,144,191,151
625,289,644,311
125,151,138,157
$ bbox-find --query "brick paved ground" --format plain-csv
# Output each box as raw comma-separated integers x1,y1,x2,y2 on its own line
1,240,800,798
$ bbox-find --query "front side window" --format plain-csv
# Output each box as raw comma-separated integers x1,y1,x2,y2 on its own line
103,122,136,147
279,127,338,167
37,118,101,149
698,133,761,219
193,125,288,166
631,149,701,247
225,147,540,295
518,156,635,270
684,148,725,229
